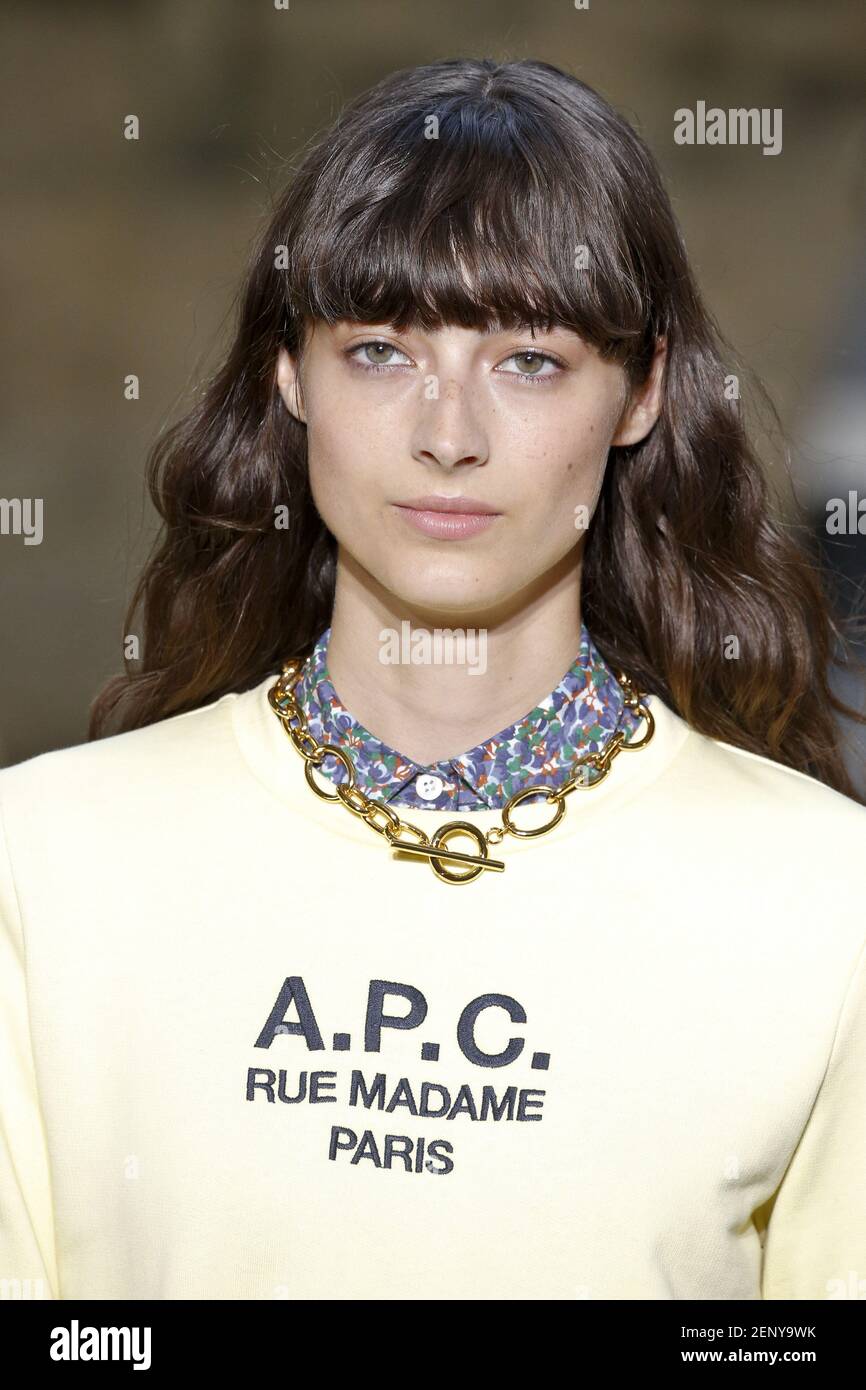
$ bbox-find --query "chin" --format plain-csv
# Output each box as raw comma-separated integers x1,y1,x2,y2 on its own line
381,575,509,621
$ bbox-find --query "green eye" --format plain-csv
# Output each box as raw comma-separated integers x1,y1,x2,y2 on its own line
514,352,545,374
499,350,562,381
363,342,397,365
349,340,412,372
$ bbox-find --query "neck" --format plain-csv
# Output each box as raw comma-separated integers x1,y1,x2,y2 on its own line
324,547,585,765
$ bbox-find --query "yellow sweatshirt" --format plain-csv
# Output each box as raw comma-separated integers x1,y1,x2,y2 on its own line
1,672,865,1300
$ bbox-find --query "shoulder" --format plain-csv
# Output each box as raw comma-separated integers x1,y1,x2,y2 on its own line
650,697,866,845
0,685,244,830
638,701,866,989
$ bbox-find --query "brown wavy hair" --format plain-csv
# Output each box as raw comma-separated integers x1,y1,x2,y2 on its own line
89,57,866,801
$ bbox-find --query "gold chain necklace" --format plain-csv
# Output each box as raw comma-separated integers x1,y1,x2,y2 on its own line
267,658,655,884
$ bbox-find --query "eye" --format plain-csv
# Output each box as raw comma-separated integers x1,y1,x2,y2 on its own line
496,349,564,383
347,339,413,372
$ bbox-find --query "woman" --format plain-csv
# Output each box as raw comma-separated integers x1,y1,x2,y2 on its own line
2,57,865,1301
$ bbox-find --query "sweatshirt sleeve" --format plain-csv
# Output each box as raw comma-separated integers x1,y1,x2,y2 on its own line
0,791,59,1300
761,934,866,1300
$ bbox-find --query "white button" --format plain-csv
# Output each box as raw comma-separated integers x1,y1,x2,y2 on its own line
416,773,444,800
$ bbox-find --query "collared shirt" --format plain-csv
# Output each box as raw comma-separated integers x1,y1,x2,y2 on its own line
291,624,644,811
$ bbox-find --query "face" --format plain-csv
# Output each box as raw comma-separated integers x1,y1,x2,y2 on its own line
275,319,665,619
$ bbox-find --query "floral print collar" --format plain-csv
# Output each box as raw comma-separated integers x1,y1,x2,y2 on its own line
292,624,642,812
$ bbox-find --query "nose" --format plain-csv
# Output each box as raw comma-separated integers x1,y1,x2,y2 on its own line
409,376,489,471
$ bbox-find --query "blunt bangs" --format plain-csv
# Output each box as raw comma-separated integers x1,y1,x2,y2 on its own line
281,74,654,361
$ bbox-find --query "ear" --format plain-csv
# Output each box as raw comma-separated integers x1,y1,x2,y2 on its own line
610,336,667,448
275,345,306,425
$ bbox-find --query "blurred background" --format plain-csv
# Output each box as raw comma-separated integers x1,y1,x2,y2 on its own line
1,0,865,774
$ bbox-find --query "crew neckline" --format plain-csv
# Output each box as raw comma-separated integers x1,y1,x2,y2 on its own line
228,668,693,854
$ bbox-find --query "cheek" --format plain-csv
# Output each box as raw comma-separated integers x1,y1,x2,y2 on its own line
309,371,392,463
304,421,351,533
503,405,612,550
305,413,402,558
517,409,610,498
305,404,376,510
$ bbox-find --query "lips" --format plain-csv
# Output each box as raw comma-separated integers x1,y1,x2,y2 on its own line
395,495,500,515
391,502,500,540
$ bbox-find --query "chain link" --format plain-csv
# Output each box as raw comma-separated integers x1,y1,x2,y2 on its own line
268,657,655,884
